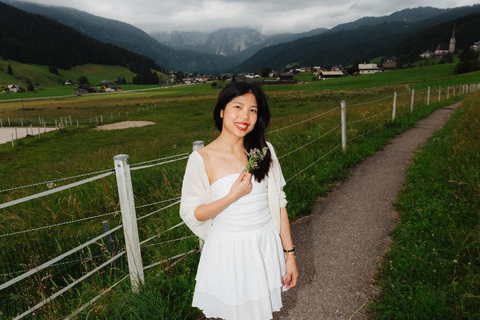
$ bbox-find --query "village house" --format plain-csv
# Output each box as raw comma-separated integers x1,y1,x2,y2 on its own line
316,70,344,80
103,85,123,92
358,63,381,75
420,50,434,59
472,41,480,51
64,80,74,85
7,84,22,93
296,67,312,72
76,85,95,95
382,61,396,70
279,73,295,82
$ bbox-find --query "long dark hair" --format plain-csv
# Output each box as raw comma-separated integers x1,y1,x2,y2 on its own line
213,81,271,182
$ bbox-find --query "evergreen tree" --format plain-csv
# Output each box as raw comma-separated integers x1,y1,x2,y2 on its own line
49,65,59,75
7,64,13,75
77,76,89,85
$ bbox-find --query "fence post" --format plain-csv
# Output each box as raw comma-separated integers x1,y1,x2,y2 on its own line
447,86,450,100
427,86,430,106
114,154,144,292
192,141,205,250
341,100,347,153
392,92,397,121
410,89,415,113
438,86,441,102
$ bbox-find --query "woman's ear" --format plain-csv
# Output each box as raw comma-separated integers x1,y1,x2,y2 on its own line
220,109,224,118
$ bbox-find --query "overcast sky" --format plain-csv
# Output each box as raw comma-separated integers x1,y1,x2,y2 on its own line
15,0,480,35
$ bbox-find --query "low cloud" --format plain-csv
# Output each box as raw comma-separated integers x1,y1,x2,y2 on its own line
19,0,480,34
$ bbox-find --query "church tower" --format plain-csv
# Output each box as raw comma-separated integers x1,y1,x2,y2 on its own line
449,25,456,53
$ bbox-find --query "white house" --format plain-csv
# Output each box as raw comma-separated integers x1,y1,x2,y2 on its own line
317,70,344,80
358,63,381,75
7,84,22,93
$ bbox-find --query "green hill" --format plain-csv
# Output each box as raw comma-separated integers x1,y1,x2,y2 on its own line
0,59,140,87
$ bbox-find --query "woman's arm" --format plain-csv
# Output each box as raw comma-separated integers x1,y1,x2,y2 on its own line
194,171,253,221
279,207,299,289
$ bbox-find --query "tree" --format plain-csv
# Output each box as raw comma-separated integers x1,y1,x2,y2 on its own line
175,71,185,83
77,76,90,85
49,65,59,75
7,64,13,75
27,83,34,92
211,82,218,89
260,67,272,78
459,46,479,63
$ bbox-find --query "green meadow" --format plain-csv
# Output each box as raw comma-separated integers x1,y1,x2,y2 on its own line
0,61,479,318
369,92,480,319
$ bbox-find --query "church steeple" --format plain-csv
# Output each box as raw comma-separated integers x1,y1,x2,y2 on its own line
449,24,456,53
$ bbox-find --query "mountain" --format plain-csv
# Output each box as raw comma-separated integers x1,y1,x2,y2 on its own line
151,28,327,63
1,0,237,72
235,5,480,72
0,2,160,71
329,7,448,32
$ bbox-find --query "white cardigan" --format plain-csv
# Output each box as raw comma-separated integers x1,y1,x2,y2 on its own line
180,141,287,241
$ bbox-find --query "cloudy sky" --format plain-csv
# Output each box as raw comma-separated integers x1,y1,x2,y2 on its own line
14,0,480,35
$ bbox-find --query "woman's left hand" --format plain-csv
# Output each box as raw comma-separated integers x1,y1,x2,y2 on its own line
283,255,299,289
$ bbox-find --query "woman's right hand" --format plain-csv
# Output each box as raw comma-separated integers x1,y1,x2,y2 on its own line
228,171,253,202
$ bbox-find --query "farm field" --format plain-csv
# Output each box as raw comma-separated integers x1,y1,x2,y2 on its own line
0,63,479,318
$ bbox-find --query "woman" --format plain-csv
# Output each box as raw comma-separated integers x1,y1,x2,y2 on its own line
180,81,298,320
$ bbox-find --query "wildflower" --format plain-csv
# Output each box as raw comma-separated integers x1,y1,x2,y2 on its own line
245,147,268,172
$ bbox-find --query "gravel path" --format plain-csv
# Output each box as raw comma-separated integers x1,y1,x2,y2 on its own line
275,102,460,320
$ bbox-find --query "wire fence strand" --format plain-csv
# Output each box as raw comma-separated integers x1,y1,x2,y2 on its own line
13,250,126,320
286,145,341,183
278,125,341,160
267,106,340,134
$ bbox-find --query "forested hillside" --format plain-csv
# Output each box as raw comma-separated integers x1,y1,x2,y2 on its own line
0,2,161,71
235,6,480,71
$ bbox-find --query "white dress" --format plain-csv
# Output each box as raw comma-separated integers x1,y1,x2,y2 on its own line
192,173,286,320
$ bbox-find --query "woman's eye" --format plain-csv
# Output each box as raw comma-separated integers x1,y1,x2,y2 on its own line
251,109,257,113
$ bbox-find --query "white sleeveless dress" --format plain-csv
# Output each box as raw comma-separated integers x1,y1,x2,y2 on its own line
192,173,286,320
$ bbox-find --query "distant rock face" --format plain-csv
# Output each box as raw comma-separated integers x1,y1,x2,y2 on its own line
151,27,327,62
151,31,210,48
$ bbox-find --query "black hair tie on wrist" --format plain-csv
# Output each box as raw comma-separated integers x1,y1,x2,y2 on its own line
283,246,295,253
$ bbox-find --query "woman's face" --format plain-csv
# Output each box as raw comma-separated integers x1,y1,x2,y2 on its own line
220,93,258,138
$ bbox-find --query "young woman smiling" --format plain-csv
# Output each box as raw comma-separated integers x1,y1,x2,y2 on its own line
180,81,298,320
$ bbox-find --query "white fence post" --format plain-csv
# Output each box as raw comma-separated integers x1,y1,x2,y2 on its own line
427,86,430,106
114,154,144,292
410,89,415,113
392,92,397,121
192,141,205,250
341,100,347,153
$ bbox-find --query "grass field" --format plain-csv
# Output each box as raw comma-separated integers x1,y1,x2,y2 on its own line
369,92,480,319
0,61,479,318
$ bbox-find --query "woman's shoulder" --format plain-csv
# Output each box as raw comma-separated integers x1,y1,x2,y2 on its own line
266,141,278,158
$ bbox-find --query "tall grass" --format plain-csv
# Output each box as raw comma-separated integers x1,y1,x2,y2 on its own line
369,92,480,319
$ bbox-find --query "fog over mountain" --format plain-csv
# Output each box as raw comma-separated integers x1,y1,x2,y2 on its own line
151,28,328,62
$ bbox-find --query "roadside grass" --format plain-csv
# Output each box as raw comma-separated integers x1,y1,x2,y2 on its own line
369,92,480,319
0,70,475,317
